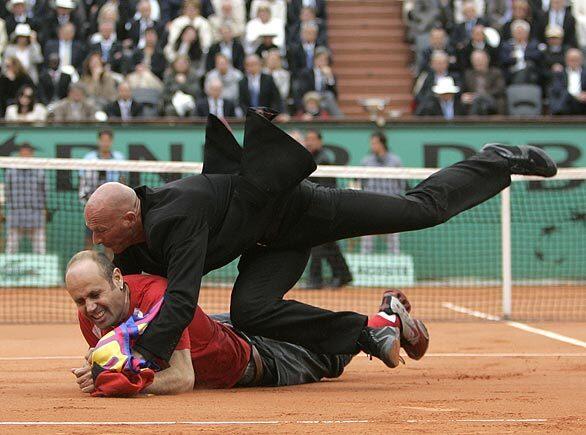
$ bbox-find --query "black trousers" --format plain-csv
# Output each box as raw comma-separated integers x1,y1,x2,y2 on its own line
230,150,511,355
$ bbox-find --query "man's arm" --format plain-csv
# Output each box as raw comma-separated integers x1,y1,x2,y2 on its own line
143,349,194,395
134,217,209,365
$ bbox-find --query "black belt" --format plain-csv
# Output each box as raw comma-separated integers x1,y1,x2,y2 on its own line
235,344,264,387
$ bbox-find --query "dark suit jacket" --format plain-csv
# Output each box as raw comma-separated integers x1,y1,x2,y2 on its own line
125,18,165,47
4,15,37,37
195,97,236,117
41,13,86,43
501,16,546,42
205,40,245,72
37,69,73,104
298,68,338,97
500,39,544,82
89,41,125,73
545,8,578,47
238,73,283,112
414,71,462,105
549,69,586,114
287,0,327,21
287,42,325,74
113,113,316,365
450,17,488,49
105,100,145,119
131,47,167,79
415,95,466,117
44,39,86,72
459,42,500,71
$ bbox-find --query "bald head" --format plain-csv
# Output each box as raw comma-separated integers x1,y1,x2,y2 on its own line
84,183,144,253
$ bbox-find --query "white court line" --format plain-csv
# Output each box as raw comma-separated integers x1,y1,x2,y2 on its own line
407,418,547,424
442,302,586,349
0,420,369,426
2,353,586,362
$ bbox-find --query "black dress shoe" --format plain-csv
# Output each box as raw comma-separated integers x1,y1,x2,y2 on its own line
482,143,557,178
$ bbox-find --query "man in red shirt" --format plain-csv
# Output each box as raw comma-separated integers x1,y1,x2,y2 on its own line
67,250,360,395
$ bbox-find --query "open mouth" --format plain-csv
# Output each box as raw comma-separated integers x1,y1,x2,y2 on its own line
92,309,106,322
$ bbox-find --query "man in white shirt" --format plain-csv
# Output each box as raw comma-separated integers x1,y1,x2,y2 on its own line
549,48,586,114
245,4,285,53
196,77,238,117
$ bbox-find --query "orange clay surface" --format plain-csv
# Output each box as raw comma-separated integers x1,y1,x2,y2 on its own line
1,320,585,434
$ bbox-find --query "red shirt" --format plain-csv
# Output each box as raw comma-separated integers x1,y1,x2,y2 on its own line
78,274,251,388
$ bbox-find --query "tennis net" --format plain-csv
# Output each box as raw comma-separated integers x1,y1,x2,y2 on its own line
0,157,584,323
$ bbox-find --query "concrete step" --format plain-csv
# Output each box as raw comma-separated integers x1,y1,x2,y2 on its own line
328,18,404,29
330,42,411,53
328,29,405,39
335,67,411,78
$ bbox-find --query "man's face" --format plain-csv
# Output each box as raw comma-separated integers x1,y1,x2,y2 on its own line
19,146,34,157
118,83,132,100
431,56,448,74
429,29,445,48
66,261,126,329
138,0,151,17
98,133,113,154
245,57,261,75
463,3,477,20
70,87,84,102
302,27,318,44
551,0,564,11
12,3,26,15
85,205,135,254
370,136,386,155
512,26,529,43
207,82,222,98
471,52,489,71
59,23,75,41
216,55,229,73
471,25,484,42
566,50,583,69
100,21,114,39
304,132,322,153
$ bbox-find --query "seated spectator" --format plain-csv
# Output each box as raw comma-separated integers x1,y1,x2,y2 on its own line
418,28,457,74
251,0,287,23
415,76,466,118
452,0,485,24
297,47,343,117
413,50,461,106
4,24,43,83
162,54,202,116
287,6,328,47
44,22,86,74
0,56,34,117
205,24,245,71
0,17,7,57
5,0,37,38
405,0,452,42
573,0,586,51
461,50,506,115
263,49,290,102
287,0,327,23
502,0,546,42
37,53,74,105
89,20,125,73
4,84,47,121
196,77,237,117
238,54,283,113
87,1,128,40
486,0,514,32
125,0,165,50
50,82,97,121
297,91,329,120
131,26,167,80
500,19,543,84
255,31,279,59
287,21,323,75
543,25,569,84
549,48,586,115
80,52,118,109
450,0,488,50
205,52,243,102
458,24,500,70
41,0,85,44
245,3,285,54
167,0,213,55
105,81,144,120
126,63,164,92
164,24,205,77
208,0,246,41
545,0,577,47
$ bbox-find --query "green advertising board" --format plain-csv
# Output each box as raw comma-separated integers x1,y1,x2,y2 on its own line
0,121,583,286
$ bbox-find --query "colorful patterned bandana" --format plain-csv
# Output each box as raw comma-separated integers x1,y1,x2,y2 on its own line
90,298,163,397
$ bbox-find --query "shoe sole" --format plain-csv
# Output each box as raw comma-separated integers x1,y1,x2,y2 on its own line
383,333,402,368
522,146,558,178
403,320,429,360
390,297,430,360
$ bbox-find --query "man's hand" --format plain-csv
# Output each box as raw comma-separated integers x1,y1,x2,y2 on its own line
71,361,95,394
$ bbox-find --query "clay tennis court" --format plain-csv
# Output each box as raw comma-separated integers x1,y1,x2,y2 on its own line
1,286,585,434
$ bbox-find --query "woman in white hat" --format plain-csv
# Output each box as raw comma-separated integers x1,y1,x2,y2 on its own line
3,23,43,83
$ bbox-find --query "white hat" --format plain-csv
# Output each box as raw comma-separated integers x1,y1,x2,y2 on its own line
432,76,460,95
14,23,32,38
483,27,501,48
55,0,76,9
7,0,26,12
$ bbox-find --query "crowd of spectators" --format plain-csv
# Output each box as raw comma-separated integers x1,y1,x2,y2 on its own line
404,0,586,116
0,0,342,122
